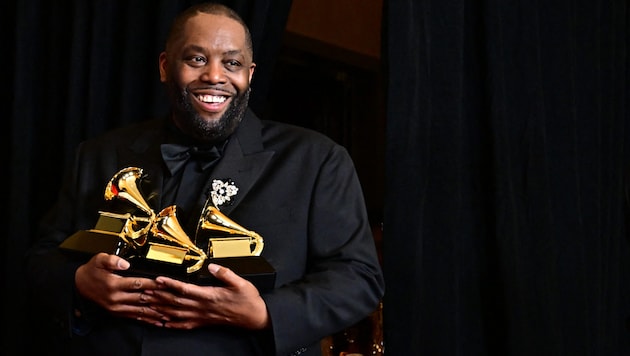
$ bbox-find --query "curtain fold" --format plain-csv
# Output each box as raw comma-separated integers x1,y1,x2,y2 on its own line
384,1,630,354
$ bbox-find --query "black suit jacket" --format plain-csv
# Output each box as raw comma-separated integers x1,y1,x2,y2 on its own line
26,109,385,356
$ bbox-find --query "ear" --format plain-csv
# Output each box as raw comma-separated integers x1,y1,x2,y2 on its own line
158,52,168,83
248,62,256,83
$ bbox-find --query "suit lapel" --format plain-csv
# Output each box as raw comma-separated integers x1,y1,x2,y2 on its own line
203,110,274,216
113,113,273,217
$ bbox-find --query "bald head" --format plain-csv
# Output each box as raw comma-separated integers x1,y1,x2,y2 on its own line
165,2,253,59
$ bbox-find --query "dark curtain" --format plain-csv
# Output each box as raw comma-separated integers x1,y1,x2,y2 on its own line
383,0,630,355
4,0,292,351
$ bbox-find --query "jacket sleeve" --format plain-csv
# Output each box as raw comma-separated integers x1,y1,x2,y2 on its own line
263,144,385,355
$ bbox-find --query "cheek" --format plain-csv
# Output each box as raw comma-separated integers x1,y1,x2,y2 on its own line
169,65,197,86
230,73,251,92
171,75,195,92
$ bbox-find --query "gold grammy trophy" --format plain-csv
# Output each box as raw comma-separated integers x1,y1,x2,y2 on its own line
59,167,276,290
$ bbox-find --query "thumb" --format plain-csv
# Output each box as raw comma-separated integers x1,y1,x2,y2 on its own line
90,253,130,271
113,256,131,270
207,263,239,286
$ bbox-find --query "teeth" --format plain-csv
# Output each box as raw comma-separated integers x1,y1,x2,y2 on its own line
197,95,226,103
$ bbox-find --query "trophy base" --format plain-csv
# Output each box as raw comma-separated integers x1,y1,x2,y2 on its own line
119,255,276,291
59,231,276,292
59,230,122,257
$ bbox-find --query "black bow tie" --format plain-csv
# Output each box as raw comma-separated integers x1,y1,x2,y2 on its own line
161,143,221,175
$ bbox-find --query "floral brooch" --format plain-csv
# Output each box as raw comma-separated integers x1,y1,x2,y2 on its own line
210,179,238,208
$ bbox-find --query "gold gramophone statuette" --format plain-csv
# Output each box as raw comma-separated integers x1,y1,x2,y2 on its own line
148,205,207,273
60,166,276,289
198,205,264,258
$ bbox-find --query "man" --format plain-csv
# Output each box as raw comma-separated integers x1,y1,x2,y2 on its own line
25,2,384,355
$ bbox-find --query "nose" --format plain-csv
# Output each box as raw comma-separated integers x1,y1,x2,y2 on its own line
200,61,226,84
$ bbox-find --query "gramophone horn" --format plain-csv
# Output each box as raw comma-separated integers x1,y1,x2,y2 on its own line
104,167,154,216
199,205,264,257
103,167,155,246
150,205,207,273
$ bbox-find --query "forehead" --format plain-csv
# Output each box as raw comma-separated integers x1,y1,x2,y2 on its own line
180,13,248,51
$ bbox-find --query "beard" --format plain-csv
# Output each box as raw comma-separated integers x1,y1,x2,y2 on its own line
168,82,250,144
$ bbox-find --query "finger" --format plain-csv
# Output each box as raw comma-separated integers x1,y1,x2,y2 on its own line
107,294,166,320
138,291,150,304
114,257,131,271
94,253,130,271
135,305,169,325
154,275,187,290
136,291,170,307
142,288,190,311
207,263,243,288
124,276,160,293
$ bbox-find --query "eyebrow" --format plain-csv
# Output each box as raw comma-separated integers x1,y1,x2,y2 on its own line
183,44,244,57
223,49,244,57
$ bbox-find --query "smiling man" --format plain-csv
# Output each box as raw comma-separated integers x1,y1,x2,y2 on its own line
160,7,255,143
26,2,385,356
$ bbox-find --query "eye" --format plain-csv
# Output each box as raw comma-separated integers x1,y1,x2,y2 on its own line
186,55,207,67
225,59,242,70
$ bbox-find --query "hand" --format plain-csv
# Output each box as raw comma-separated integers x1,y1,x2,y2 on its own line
143,263,270,330
74,253,165,325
